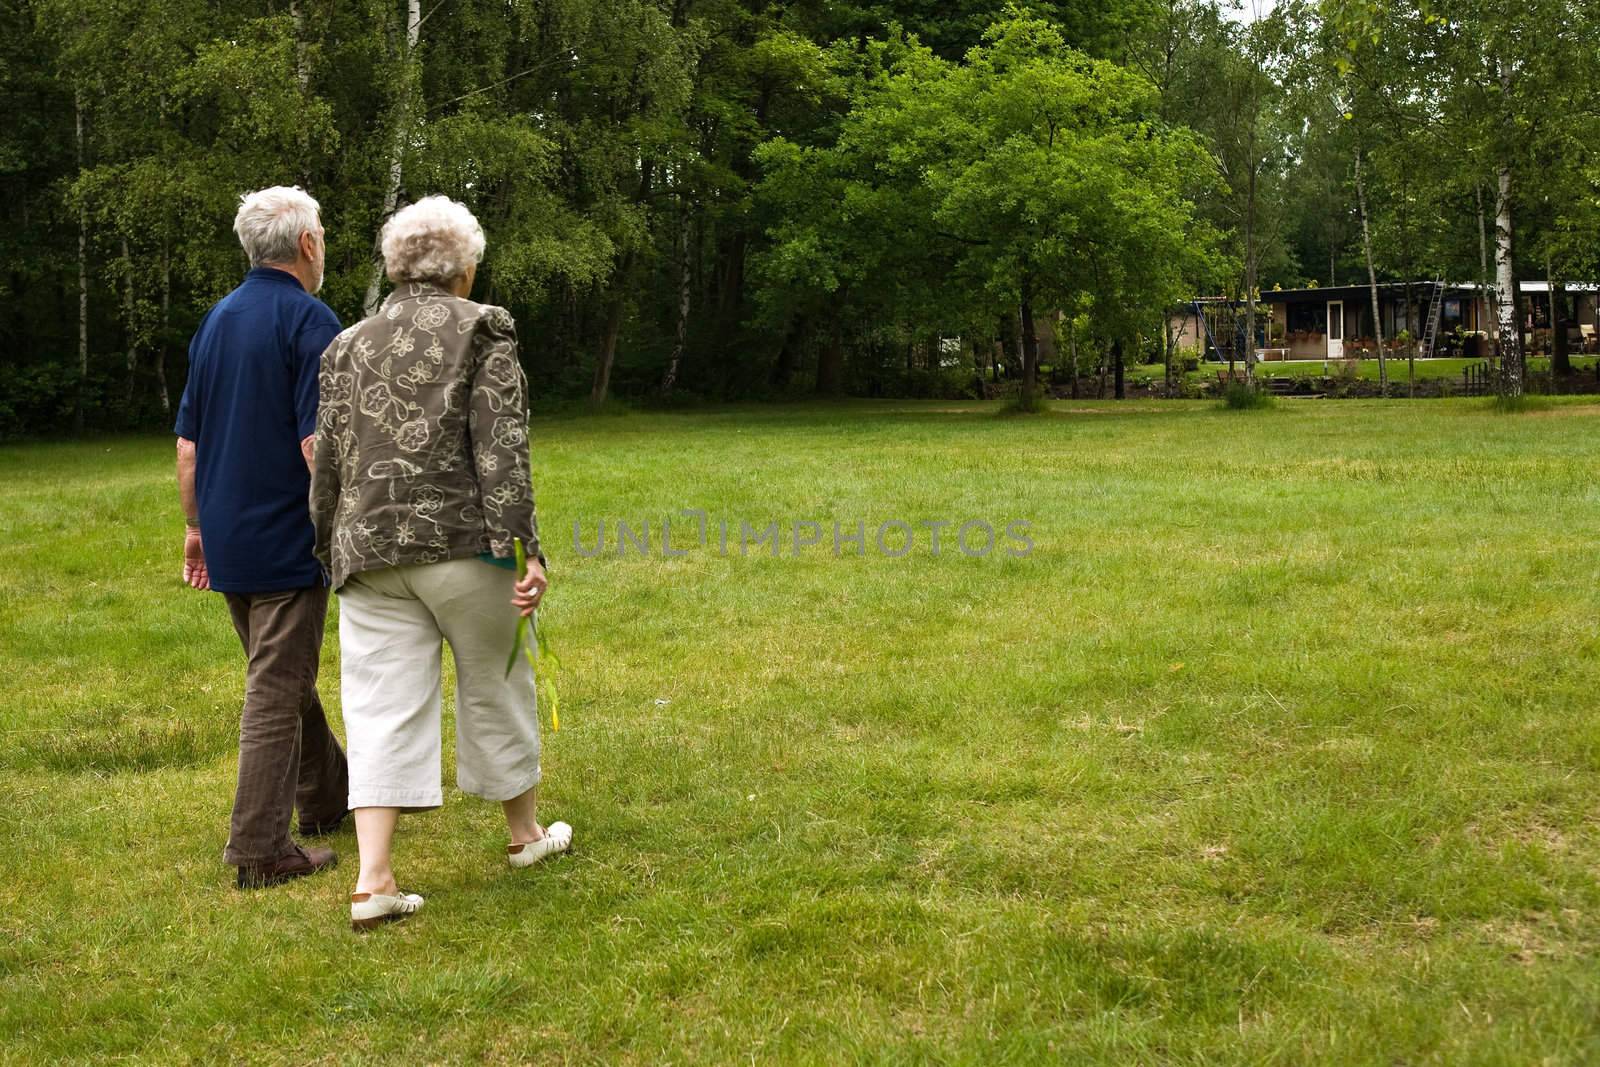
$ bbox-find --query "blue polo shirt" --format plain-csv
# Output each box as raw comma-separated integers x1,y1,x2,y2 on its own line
174,268,341,593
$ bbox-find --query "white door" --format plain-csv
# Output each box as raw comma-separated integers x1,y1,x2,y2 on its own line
1327,300,1344,359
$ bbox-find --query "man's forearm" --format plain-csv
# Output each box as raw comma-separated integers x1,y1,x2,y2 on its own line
176,437,199,523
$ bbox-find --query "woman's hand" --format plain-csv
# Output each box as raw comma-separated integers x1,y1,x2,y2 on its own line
512,557,547,617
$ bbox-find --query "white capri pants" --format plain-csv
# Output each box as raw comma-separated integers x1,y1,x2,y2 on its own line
338,557,540,811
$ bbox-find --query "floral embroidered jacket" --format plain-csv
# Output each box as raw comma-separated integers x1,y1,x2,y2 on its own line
310,282,541,589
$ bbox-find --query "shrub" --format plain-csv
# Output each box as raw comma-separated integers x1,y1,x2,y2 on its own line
0,361,82,439
1221,381,1274,410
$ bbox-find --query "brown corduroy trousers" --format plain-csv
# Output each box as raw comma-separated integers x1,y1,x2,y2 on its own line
221,585,349,866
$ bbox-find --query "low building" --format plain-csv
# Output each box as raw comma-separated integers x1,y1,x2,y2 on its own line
1170,282,1600,362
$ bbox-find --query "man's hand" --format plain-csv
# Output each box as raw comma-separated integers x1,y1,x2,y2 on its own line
175,437,206,590
512,557,547,617
183,528,210,591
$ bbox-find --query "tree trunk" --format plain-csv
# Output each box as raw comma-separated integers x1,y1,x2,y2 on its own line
75,88,88,435
1018,287,1039,410
590,155,657,405
1012,315,1026,379
691,213,705,314
716,232,747,351
816,317,844,395
290,0,311,92
995,312,1014,380
589,235,643,407
1163,315,1175,396
660,198,691,395
1222,298,1236,383
1067,323,1080,399
122,236,138,412
1243,125,1259,385
1494,164,1523,397
154,243,171,415
1112,337,1125,400
1476,182,1497,352
362,0,423,317
291,0,313,183
1354,146,1388,397
770,316,803,389
590,281,627,406
1406,281,1416,398
1549,262,1570,375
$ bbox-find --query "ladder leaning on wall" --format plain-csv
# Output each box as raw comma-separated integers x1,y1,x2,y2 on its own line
1419,280,1446,359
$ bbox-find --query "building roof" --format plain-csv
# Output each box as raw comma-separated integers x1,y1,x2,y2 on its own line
1186,281,1599,306
1513,281,1600,293
1258,283,1436,303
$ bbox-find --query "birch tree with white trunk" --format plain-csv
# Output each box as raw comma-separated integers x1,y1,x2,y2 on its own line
1494,162,1523,395
363,0,423,317
1353,143,1387,395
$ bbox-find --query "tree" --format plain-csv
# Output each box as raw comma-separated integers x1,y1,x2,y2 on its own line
757,14,1222,407
10,0,1593,431
1149,4,1294,381
1322,0,1600,396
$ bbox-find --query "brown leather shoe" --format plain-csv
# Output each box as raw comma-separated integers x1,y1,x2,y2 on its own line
236,844,339,889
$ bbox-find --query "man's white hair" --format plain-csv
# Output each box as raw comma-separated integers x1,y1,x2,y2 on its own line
233,186,322,267
381,195,486,285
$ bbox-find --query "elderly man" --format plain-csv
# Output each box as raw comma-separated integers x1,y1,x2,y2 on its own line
175,186,350,889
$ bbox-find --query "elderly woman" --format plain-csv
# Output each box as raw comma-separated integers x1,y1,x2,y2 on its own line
311,195,571,931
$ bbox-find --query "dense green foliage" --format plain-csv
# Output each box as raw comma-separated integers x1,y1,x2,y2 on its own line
6,401,1600,1058
755,16,1222,406
2,0,1596,432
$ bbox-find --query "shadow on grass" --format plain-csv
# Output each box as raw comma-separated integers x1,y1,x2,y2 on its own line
1486,393,1556,414
535,397,1216,429
997,393,1049,416
7,712,234,774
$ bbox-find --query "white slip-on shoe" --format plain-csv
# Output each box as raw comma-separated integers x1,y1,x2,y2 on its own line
507,821,573,869
350,891,424,931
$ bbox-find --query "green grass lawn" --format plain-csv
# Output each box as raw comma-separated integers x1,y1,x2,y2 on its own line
4,398,1600,1063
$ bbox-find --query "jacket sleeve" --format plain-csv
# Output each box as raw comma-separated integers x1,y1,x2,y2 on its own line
468,306,542,565
309,331,349,569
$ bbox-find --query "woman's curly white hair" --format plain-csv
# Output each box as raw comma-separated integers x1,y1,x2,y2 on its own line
380,195,486,285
